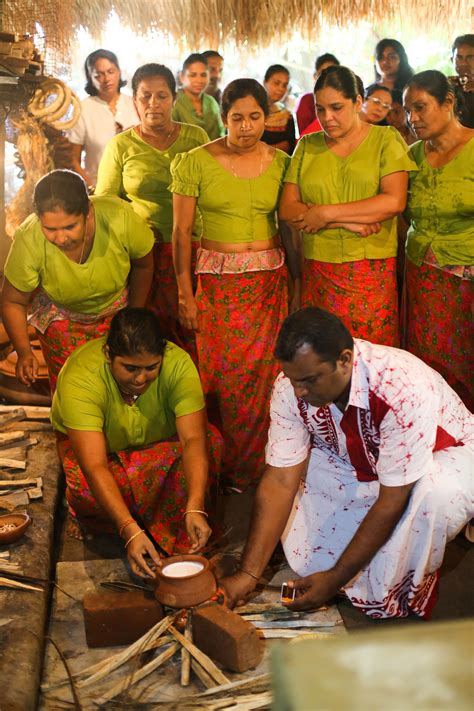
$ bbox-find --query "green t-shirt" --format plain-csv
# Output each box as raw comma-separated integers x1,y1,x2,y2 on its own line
406,138,474,267
172,92,225,141
4,196,154,314
285,126,418,263
170,146,290,243
51,337,205,453
95,123,209,242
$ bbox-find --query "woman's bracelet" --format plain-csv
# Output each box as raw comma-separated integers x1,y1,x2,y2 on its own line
124,529,145,548
183,509,208,518
239,566,260,581
118,517,135,537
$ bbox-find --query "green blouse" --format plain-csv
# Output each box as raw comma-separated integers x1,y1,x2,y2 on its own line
172,92,225,141
4,196,154,314
406,138,474,267
285,126,417,263
51,337,205,453
95,123,209,242
170,146,290,243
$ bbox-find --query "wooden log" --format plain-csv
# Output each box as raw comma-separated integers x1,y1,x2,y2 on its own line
0,409,26,428
0,492,29,509
4,421,52,432
191,659,217,689
0,477,41,487
259,629,333,639
0,431,26,446
0,405,50,419
251,619,337,629
181,613,192,687
27,487,43,501
0,577,42,592
169,626,230,686
0,458,26,470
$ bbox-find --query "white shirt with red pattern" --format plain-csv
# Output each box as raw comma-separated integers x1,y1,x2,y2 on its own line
266,339,473,619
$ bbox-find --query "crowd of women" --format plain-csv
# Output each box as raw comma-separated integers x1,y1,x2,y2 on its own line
1,36,472,576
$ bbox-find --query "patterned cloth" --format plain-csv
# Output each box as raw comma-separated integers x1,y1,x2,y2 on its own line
267,339,474,618
405,258,474,410
146,242,198,363
57,426,224,555
196,256,288,490
302,257,399,346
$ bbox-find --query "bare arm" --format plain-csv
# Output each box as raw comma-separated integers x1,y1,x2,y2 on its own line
68,142,92,186
1,279,37,385
176,408,211,552
279,221,302,312
66,428,161,577
128,252,154,307
172,193,199,331
286,480,416,611
220,461,306,606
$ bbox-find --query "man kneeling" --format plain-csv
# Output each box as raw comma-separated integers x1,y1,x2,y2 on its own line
222,307,473,618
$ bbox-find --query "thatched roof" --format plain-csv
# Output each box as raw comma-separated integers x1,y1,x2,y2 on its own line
2,0,472,59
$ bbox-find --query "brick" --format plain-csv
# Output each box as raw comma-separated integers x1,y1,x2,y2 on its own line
192,602,264,672
83,590,164,648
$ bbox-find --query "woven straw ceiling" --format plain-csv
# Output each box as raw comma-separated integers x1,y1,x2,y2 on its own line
2,0,471,56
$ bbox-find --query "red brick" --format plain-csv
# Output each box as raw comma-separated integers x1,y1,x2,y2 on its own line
83,590,164,648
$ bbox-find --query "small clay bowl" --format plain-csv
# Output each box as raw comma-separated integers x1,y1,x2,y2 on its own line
0,512,32,545
154,554,216,608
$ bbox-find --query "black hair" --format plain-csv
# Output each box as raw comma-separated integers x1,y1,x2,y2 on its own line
390,89,403,106
405,70,458,110
221,78,269,117
264,64,290,82
84,49,126,96
182,53,208,71
365,83,393,100
374,39,414,92
452,34,474,55
202,50,223,60
131,63,176,97
315,53,340,71
34,170,89,217
106,308,167,359
314,65,361,102
275,307,354,365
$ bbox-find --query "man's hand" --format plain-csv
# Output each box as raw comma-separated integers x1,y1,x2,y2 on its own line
220,570,258,609
283,569,341,611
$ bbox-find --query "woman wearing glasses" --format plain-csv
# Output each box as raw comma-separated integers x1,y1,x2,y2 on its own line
280,66,416,346
360,84,393,125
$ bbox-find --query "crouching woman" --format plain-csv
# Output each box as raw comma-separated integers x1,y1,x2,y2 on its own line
51,307,223,577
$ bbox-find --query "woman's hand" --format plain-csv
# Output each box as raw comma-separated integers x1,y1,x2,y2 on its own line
291,205,329,233
335,222,382,236
126,530,162,579
16,350,39,386
185,512,211,553
220,570,258,609
178,296,200,332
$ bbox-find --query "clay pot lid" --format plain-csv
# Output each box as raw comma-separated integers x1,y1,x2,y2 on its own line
157,554,210,580
0,512,32,545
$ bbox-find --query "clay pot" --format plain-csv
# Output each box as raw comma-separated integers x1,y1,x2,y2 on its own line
154,554,216,608
0,512,32,544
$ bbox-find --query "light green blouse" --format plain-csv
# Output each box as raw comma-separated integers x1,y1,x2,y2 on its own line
51,337,205,453
406,138,474,267
172,92,225,141
4,196,154,314
170,146,290,243
285,126,417,263
95,123,209,242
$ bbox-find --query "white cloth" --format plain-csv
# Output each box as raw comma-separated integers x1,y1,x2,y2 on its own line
266,339,474,618
67,94,138,184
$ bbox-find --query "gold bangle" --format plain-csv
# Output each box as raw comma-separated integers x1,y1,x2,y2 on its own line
118,517,135,538
183,509,208,518
239,566,260,581
124,529,145,548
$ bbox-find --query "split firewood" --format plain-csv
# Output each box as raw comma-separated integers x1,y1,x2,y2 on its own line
0,431,26,446
181,613,192,686
27,487,43,501
190,659,217,689
259,629,333,639
0,458,27,470
0,405,50,419
236,602,328,615
0,409,26,428
251,619,337,629
0,492,29,509
4,421,52,432
0,576,42,592
0,477,42,488
169,626,230,686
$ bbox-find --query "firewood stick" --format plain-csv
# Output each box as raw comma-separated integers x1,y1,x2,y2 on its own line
0,405,50,419
191,659,217,689
169,625,229,686
181,613,192,686
0,576,43,592
0,458,27,470
0,431,26,446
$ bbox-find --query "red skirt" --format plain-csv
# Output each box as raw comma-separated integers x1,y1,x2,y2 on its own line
405,259,473,410
146,242,198,363
57,426,224,555
37,315,114,393
302,257,399,346
196,266,288,490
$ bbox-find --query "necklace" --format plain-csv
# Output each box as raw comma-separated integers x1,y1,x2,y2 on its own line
226,139,265,178
138,123,175,149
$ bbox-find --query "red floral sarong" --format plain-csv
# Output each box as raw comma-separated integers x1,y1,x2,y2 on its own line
146,242,198,363
57,426,224,555
302,257,399,346
195,263,288,490
37,315,115,393
405,259,474,410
